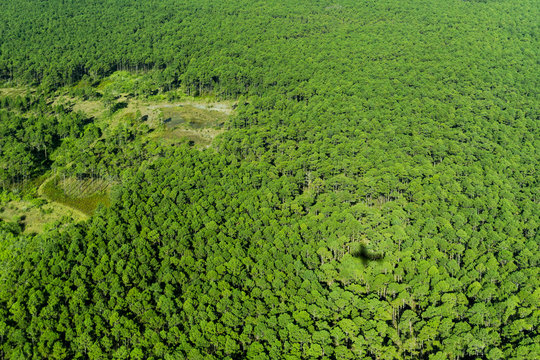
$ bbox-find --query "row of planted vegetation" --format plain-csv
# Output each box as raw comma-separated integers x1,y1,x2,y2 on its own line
0,0,538,359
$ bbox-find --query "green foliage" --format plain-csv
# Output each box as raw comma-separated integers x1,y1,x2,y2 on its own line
0,94,88,187
0,0,538,359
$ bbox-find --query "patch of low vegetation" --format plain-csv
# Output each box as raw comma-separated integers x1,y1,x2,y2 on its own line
72,99,106,119
0,199,84,234
61,89,232,147
0,85,29,97
160,104,229,129
100,99,232,146
57,176,111,198
157,127,223,147
40,176,111,216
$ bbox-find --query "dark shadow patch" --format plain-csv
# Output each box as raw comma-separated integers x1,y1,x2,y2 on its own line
111,101,128,113
351,244,384,265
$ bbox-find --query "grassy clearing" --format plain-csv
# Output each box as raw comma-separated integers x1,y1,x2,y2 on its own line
58,71,234,145
106,98,232,126
40,176,111,216
0,85,30,97
72,99,107,119
0,199,85,234
160,104,229,129
2,75,234,231
102,98,232,146
52,95,107,119
58,177,110,198
148,102,231,146
154,127,223,147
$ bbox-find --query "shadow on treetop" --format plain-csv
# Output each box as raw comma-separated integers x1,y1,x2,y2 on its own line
351,244,384,265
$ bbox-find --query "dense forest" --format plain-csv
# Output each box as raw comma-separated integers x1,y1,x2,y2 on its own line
0,0,538,359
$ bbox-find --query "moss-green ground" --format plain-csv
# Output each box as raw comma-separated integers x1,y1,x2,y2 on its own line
0,199,86,234
39,176,110,216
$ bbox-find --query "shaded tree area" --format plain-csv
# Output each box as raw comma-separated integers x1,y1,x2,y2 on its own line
0,95,88,188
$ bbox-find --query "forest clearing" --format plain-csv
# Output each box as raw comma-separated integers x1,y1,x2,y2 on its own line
0,199,84,234
1,78,233,225
39,175,111,216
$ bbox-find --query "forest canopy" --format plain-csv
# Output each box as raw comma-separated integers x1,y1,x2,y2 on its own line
0,0,538,359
